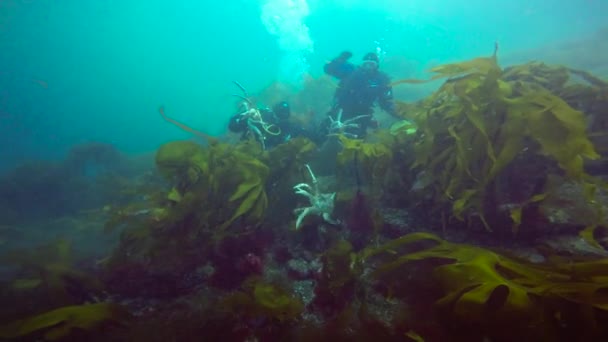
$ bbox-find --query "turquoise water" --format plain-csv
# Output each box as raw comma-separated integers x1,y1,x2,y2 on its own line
0,0,605,169
0,2,607,339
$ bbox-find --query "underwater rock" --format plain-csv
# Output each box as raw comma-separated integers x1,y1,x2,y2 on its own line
292,279,315,306
236,252,264,275
585,157,608,177
541,234,608,258
64,142,129,177
379,207,414,237
539,175,608,229
362,290,406,333
286,258,321,279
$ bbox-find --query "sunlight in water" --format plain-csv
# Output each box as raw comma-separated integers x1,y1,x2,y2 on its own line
261,0,314,85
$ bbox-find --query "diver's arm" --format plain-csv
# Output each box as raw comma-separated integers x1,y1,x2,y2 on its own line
228,113,248,133
378,90,396,116
285,121,308,139
377,76,398,117
324,51,356,80
259,108,276,123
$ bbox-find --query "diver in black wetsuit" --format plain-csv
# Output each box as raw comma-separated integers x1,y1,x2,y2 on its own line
321,51,397,139
228,100,307,150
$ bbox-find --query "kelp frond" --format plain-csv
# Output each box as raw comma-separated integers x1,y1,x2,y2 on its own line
391,47,602,232
362,232,608,339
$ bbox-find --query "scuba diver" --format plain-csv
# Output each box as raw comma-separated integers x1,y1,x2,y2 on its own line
228,81,308,150
320,51,397,139
228,100,297,150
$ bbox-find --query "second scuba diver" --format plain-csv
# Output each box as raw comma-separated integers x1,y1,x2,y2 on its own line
228,99,307,150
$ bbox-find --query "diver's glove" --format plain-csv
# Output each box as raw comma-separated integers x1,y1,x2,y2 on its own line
337,51,352,61
325,51,355,79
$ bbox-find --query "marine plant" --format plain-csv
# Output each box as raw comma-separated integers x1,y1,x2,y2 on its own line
501,61,608,156
312,240,361,316
154,139,269,234
265,137,316,183
2,239,103,311
158,106,218,145
393,48,602,232
103,139,273,295
0,302,130,341
221,277,304,322
263,137,317,225
362,232,608,340
336,133,393,192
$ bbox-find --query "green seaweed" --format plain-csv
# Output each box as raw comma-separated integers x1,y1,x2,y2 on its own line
265,137,316,181
393,51,601,232
311,240,363,317
0,303,130,340
103,139,273,296
336,134,393,192
2,239,103,308
221,278,304,322
154,140,269,232
322,240,358,293
362,232,608,339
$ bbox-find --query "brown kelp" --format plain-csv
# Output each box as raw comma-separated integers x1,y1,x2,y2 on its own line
154,139,269,233
362,232,608,340
221,277,304,322
393,49,604,233
103,140,272,294
0,303,130,341
158,106,218,144
103,135,319,296
0,239,103,314
336,134,393,193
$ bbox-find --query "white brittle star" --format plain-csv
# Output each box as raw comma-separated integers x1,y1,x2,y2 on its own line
293,164,339,230
328,109,370,138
